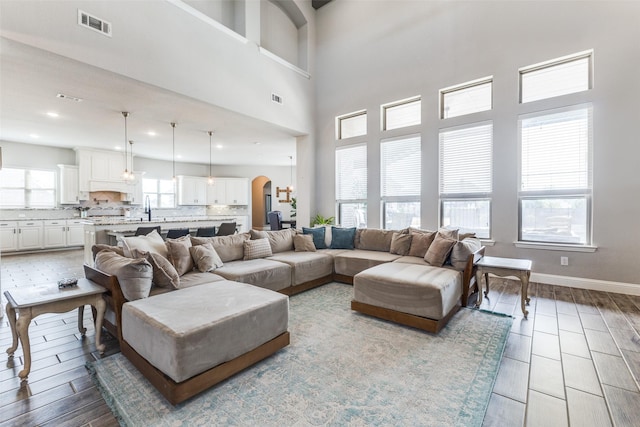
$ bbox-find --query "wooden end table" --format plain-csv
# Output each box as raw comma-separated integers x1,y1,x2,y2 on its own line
475,256,533,319
4,278,107,380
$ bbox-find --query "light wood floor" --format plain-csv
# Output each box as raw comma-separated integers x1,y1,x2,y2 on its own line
1,250,639,426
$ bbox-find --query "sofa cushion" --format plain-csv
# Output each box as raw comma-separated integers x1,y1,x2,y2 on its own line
214,259,292,292
390,232,413,256
189,243,224,272
302,227,327,249
178,271,226,289
91,244,124,260
424,233,457,267
268,251,334,285
250,229,296,253
355,228,396,252
122,230,168,259
408,229,437,258
334,249,401,277
144,251,180,289
95,251,153,301
449,238,482,270
330,226,356,249
244,238,273,260
165,235,194,276
191,233,250,262
293,234,316,252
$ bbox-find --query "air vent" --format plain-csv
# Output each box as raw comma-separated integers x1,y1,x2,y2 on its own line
271,93,283,105
78,10,112,37
56,93,83,102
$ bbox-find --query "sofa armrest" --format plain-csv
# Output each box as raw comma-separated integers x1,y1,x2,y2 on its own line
83,263,127,343
461,246,485,307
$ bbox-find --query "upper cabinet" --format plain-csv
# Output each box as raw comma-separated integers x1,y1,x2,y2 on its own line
207,177,249,205
177,176,208,206
58,165,79,204
76,148,136,195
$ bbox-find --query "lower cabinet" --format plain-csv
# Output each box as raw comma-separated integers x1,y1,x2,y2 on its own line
1,220,85,252
44,220,85,248
0,222,18,252
17,221,43,251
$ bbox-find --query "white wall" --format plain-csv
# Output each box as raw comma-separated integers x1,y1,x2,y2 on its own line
315,1,640,286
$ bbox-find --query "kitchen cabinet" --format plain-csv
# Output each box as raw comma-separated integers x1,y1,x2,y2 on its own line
43,220,84,248
207,177,249,205
0,222,18,252
76,148,130,194
17,221,43,251
91,150,125,181
58,165,80,204
207,179,227,205
66,220,85,246
177,176,208,205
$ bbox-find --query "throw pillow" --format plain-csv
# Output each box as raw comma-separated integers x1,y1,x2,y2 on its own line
251,228,296,253
191,233,250,262
143,251,180,289
424,232,457,267
408,229,437,258
243,238,273,260
302,227,327,249
165,235,194,276
189,243,224,272
293,234,317,252
95,251,153,301
356,228,396,252
438,227,459,240
390,232,413,256
449,238,482,270
122,230,169,259
91,244,124,260
330,226,356,250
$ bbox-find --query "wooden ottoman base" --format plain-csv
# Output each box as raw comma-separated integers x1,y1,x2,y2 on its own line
351,301,459,334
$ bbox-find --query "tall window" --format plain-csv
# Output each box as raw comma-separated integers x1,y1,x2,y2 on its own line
382,97,421,131
520,51,592,103
337,111,367,139
0,168,56,208
336,145,367,227
439,123,493,238
440,78,492,119
143,178,176,208
381,135,421,229
519,105,592,244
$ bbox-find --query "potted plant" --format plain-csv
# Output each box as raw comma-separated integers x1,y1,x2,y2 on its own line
290,197,296,218
311,214,335,227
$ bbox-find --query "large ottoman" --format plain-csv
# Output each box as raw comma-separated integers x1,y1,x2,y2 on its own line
352,262,462,333
121,280,290,404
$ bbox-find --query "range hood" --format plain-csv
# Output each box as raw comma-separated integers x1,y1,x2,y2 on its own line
89,180,128,193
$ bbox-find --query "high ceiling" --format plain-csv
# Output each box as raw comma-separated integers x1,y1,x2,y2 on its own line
0,37,298,166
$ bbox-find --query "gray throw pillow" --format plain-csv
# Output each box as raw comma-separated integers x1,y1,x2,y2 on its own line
424,232,457,267
189,243,224,272
293,234,317,252
165,235,194,276
390,232,413,256
408,229,437,258
450,238,482,270
143,251,180,289
95,250,153,301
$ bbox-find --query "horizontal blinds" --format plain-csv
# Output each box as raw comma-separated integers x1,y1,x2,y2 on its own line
381,136,421,197
521,56,590,103
336,144,367,200
384,99,421,130
442,81,492,119
339,113,367,139
520,106,592,192
439,123,493,194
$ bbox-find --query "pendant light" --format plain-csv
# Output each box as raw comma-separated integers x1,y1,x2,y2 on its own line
207,131,214,185
287,155,294,191
171,122,177,180
122,112,130,179
128,140,134,180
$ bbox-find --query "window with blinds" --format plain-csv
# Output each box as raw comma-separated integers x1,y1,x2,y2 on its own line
520,51,592,103
519,104,592,244
143,178,176,208
439,122,492,238
336,144,367,227
382,97,421,131
0,168,56,208
381,135,421,229
440,78,492,119
337,111,367,139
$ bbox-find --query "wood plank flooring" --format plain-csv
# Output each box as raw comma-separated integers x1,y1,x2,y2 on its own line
1,250,639,426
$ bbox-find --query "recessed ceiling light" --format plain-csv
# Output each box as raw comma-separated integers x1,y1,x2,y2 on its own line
147,131,156,136
254,141,261,145
115,146,122,151
177,155,182,159
46,112,59,118
216,144,223,149
29,133,39,138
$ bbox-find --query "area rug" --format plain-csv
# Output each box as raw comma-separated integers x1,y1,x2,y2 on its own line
88,283,512,426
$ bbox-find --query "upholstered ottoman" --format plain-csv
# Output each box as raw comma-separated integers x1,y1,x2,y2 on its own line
352,262,462,333
121,280,290,404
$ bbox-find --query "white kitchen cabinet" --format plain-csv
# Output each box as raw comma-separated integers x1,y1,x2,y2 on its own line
178,176,208,205
17,221,43,251
207,177,249,205
43,219,84,248
76,148,129,194
207,178,227,205
91,150,125,181
58,165,80,204
66,220,85,246
0,222,18,252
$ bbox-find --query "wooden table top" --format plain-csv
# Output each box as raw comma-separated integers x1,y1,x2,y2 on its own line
4,278,104,308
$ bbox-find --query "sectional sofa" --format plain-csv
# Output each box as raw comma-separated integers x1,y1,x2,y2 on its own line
86,226,484,403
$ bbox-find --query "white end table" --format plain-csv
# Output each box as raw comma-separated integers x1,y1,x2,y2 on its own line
4,278,106,380
475,256,533,319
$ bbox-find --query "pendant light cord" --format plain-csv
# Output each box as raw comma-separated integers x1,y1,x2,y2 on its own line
171,122,176,179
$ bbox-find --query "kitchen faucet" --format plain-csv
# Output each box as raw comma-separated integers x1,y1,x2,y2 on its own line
144,195,152,221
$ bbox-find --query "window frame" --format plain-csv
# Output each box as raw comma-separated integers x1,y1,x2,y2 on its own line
336,110,367,140
142,177,176,209
335,143,367,227
0,167,56,208
381,96,421,131
439,76,493,119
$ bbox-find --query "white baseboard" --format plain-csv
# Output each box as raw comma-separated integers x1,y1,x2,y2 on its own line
531,273,640,296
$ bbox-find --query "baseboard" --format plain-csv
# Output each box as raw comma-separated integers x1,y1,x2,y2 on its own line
531,272,640,296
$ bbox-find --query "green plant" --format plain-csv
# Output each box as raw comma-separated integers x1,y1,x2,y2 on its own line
311,214,335,226
290,197,297,218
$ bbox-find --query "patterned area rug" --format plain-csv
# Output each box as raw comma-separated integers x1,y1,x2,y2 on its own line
88,283,512,426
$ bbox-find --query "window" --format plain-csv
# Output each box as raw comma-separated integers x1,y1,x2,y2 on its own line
439,123,493,238
381,135,421,229
519,105,592,244
336,144,367,227
520,51,592,103
337,111,367,139
440,78,492,119
382,97,421,131
143,178,176,208
0,168,55,208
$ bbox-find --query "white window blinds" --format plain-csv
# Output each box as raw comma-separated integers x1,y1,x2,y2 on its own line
439,123,493,195
381,135,421,197
520,106,592,192
336,144,367,200
521,54,591,103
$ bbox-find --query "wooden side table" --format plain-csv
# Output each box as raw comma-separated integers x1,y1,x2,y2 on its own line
4,278,107,380
475,256,533,319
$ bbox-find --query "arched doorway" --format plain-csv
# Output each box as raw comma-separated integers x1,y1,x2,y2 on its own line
252,176,272,230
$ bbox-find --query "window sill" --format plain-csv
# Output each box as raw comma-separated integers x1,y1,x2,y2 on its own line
514,241,597,253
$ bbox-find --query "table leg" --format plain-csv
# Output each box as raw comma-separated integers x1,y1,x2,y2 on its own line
475,269,484,307
519,271,530,319
16,308,33,380
94,296,106,354
6,303,18,356
484,272,490,297
77,305,87,336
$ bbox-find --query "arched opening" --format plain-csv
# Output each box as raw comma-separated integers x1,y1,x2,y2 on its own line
252,176,272,230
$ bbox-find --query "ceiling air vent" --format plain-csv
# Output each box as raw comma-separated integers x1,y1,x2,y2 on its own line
271,93,283,105
78,10,112,37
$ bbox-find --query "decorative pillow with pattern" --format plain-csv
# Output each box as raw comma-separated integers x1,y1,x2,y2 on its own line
189,243,224,272
243,238,273,260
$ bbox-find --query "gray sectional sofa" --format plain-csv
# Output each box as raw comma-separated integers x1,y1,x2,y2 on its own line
86,225,484,404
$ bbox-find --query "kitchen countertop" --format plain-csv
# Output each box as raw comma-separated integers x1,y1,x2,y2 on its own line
84,216,242,226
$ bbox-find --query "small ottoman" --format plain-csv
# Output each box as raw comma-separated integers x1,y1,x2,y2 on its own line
352,263,462,333
121,280,289,403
